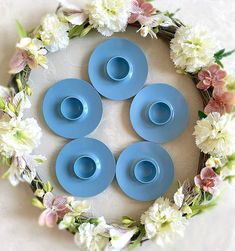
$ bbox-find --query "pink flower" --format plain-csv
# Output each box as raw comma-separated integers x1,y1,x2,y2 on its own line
128,0,155,24
9,49,37,74
204,87,235,115
38,192,70,227
197,64,227,90
194,167,220,195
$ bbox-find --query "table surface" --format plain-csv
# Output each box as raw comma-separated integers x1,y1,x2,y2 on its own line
0,0,235,251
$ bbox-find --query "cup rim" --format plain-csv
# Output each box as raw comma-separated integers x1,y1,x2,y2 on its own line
148,100,174,126
106,56,133,82
73,155,100,180
133,158,159,184
60,96,87,121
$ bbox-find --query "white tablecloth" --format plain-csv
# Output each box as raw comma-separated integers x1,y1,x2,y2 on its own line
0,0,235,250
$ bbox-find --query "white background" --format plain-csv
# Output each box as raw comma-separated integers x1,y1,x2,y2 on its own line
0,0,235,250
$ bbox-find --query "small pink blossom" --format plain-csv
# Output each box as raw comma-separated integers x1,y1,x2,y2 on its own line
194,167,220,195
128,0,156,24
9,49,37,74
204,87,235,115
197,64,227,90
38,192,70,227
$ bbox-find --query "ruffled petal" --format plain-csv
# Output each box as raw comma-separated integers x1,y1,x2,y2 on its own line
200,167,216,180
141,3,154,16
43,192,54,209
38,209,50,226
208,64,220,74
9,49,27,74
194,175,203,188
45,211,58,227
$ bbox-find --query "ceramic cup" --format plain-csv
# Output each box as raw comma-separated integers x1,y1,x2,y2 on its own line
60,96,88,121
147,101,174,126
133,158,159,184
106,56,133,82
73,155,101,180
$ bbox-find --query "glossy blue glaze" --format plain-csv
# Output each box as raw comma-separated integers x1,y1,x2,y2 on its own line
56,138,116,197
116,141,174,201
130,84,189,144
88,38,148,100
42,78,103,139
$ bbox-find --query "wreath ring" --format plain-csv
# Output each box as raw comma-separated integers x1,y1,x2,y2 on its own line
1,0,235,250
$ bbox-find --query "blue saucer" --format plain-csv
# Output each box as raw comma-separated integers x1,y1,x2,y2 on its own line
42,78,103,139
88,38,148,100
130,84,189,144
56,138,116,197
116,141,174,201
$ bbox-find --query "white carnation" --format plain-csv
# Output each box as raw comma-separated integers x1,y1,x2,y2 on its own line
141,198,187,246
87,0,132,36
170,26,217,73
194,112,235,157
40,14,69,52
0,117,42,157
74,217,109,251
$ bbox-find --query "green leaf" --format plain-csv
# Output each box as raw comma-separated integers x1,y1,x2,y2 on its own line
0,96,5,110
122,216,135,227
16,20,27,38
32,197,45,209
128,226,145,251
214,49,225,59
43,181,53,193
68,25,85,39
15,99,22,116
25,84,32,96
1,169,10,179
222,49,235,58
8,103,15,113
198,110,207,119
80,25,93,37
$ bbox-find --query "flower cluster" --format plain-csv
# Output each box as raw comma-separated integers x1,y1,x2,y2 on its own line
2,0,235,250
170,26,217,73
0,87,45,186
140,197,187,246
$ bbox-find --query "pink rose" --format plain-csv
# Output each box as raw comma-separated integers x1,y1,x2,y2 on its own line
194,167,220,195
128,0,155,24
38,192,70,227
197,64,227,90
204,87,235,115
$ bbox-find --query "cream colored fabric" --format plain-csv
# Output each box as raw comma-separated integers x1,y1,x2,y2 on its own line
0,0,235,250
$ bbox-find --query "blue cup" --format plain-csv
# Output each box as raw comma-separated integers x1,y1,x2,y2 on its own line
133,158,159,184
106,56,133,82
147,101,174,126
60,96,88,121
73,155,101,180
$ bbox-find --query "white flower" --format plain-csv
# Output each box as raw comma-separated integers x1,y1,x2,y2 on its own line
74,217,109,251
173,186,184,208
87,0,132,36
0,86,11,100
2,154,44,186
193,112,235,157
40,14,69,52
205,156,226,168
140,198,187,246
0,117,42,157
108,226,137,250
59,200,89,230
17,37,47,68
57,0,88,25
170,26,217,73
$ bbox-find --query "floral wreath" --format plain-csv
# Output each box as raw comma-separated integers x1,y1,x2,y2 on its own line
1,0,235,250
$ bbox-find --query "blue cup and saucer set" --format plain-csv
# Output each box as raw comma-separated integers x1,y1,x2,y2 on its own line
42,38,189,202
